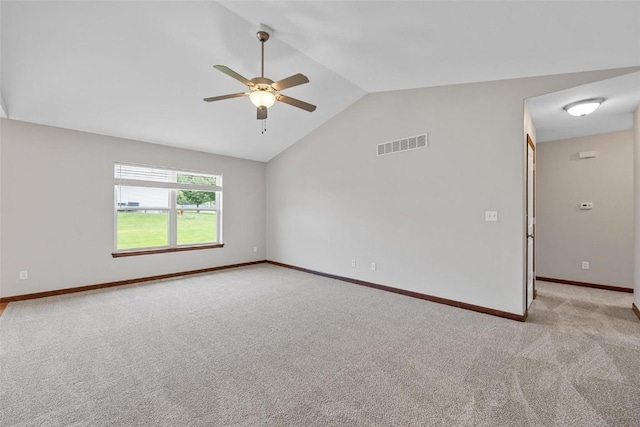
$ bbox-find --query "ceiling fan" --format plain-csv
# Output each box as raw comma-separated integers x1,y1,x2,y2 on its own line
204,30,316,121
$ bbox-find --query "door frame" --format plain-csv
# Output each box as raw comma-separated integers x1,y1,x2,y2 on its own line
525,134,536,309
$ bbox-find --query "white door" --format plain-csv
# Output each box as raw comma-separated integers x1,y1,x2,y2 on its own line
526,136,535,309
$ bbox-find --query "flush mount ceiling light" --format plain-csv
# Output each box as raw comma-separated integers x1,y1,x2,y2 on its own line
563,98,604,117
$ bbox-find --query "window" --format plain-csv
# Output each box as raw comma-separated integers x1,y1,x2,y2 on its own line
113,163,222,256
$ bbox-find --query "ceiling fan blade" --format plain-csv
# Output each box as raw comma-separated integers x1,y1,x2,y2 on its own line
271,73,309,91
203,92,248,102
257,106,267,120
276,94,317,112
213,65,254,87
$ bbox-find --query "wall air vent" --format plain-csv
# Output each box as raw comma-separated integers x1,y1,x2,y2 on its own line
417,134,427,148
377,133,428,156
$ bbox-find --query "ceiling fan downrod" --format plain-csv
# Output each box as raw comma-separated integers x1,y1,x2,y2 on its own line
257,30,269,134
257,30,269,78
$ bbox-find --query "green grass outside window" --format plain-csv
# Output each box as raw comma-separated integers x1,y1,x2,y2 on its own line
117,211,217,250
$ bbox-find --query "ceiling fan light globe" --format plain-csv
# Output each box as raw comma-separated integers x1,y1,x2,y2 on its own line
250,90,276,109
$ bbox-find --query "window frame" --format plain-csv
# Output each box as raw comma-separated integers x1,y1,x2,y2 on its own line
112,163,223,257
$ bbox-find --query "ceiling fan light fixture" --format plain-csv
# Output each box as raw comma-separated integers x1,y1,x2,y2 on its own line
563,98,604,117
249,90,276,109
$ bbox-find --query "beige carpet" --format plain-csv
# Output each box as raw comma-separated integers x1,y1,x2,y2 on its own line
1,264,638,426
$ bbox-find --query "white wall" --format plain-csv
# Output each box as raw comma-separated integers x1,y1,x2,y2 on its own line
634,106,640,307
0,119,266,298
266,68,637,316
536,131,634,288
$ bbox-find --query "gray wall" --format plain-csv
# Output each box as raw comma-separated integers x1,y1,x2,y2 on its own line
536,131,634,288
634,106,640,306
0,2,6,119
2,68,636,312
0,119,266,298
266,68,636,316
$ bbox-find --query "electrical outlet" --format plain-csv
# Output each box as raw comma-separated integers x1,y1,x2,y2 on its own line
485,211,499,222
351,259,356,268
19,270,28,280
371,262,376,271
253,246,258,253
582,261,590,270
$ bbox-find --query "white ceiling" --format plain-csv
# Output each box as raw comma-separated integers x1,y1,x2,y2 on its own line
2,1,639,161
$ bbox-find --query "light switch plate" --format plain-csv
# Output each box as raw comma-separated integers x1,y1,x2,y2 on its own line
485,211,498,222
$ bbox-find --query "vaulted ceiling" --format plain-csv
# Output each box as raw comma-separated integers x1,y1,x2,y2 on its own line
2,1,639,161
